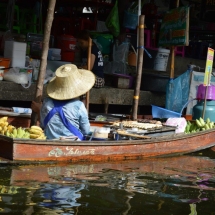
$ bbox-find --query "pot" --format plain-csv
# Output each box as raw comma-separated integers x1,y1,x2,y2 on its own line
128,52,136,66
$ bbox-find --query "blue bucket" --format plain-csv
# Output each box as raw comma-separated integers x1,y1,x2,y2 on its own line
123,10,138,30
151,105,181,119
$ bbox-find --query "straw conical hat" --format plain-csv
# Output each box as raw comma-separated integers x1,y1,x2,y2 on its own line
47,64,95,100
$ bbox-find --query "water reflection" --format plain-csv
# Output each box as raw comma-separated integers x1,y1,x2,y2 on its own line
0,153,214,214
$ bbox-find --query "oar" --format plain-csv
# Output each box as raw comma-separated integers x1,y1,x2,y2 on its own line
30,0,56,126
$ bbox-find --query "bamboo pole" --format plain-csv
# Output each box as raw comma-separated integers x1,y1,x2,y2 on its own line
86,37,92,112
30,0,56,126
132,15,145,120
202,71,210,119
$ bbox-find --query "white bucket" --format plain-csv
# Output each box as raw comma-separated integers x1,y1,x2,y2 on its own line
153,48,170,71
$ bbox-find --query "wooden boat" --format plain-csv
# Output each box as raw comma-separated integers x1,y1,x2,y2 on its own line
0,127,215,163
210,146,215,152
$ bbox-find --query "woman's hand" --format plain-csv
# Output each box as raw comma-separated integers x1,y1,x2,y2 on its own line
31,101,42,114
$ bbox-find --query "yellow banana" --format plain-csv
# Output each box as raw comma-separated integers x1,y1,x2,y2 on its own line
0,122,6,127
30,126,43,132
0,117,8,122
36,133,46,140
29,129,43,135
7,125,14,133
30,134,40,139
3,126,7,132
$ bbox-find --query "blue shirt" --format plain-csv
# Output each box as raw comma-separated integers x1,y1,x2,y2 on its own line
40,97,90,139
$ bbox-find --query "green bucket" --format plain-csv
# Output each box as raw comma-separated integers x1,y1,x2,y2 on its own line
90,32,113,55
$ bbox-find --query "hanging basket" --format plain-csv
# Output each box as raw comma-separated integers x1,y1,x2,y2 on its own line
123,10,138,30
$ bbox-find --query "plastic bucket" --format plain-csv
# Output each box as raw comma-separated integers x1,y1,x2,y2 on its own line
61,51,75,62
57,35,76,52
151,105,181,119
123,10,138,30
153,48,170,71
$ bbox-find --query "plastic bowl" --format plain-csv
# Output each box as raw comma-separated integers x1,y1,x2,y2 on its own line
151,105,181,119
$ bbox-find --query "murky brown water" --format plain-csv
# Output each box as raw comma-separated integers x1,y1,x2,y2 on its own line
0,149,215,214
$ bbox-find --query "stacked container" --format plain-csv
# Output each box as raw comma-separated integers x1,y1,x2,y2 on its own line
4,41,26,68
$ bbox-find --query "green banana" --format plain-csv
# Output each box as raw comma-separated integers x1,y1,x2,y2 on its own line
209,122,213,129
17,127,23,137
199,117,205,127
10,133,15,138
185,124,190,133
5,131,10,137
23,132,30,139
206,118,210,124
205,124,210,130
196,119,203,128
12,128,17,137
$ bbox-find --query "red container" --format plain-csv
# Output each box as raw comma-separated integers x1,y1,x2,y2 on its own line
61,51,75,62
0,58,11,72
57,34,76,52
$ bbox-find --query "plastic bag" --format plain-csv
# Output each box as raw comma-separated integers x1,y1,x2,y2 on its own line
165,117,187,133
104,42,129,75
165,69,191,113
113,42,130,62
4,68,29,84
105,0,120,37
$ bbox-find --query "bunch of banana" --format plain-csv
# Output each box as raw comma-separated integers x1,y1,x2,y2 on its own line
0,117,9,135
28,126,46,140
196,117,214,131
185,121,200,134
5,127,30,139
185,117,215,134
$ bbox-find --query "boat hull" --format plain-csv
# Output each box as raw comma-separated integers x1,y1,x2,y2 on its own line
0,129,215,163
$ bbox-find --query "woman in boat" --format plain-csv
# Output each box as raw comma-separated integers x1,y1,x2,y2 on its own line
31,64,95,140
77,30,105,88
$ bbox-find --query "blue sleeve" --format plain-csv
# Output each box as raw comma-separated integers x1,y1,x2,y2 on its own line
78,103,90,135
40,97,52,129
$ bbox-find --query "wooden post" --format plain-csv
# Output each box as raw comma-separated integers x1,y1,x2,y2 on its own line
170,0,180,79
86,37,92,112
132,15,145,120
30,0,56,126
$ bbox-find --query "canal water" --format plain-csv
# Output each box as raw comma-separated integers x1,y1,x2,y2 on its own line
0,149,215,215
